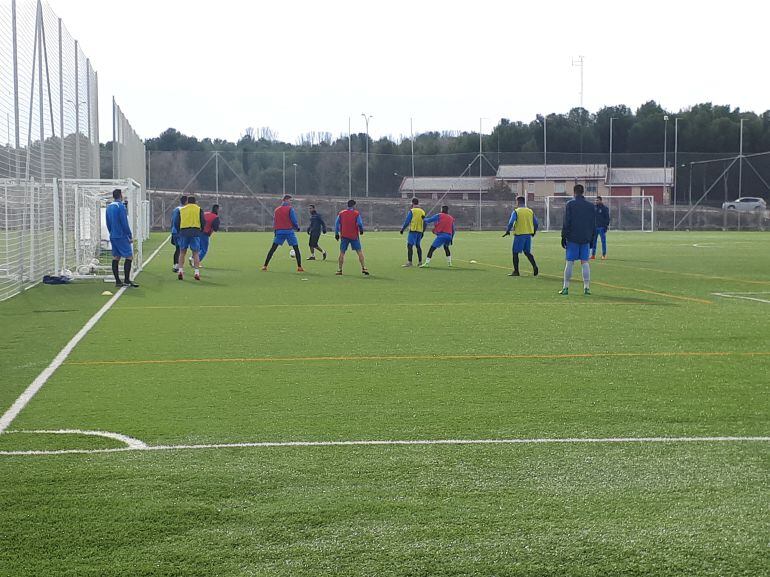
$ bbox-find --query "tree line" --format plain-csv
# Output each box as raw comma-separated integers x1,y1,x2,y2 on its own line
115,101,770,197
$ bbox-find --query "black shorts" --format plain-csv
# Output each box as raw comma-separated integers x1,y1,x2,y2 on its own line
309,232,321,247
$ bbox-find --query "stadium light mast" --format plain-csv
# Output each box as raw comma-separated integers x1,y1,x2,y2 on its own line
673,118,679,228
361,113,373,197
739,118,745,198
609,117,616,195
663,116,669,202
572,55,584,160
292,162,298,196
348,117,352,199
410,117,415,198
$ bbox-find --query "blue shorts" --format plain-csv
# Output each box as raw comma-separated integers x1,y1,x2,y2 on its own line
512,235,532,254
340,237,362,252
431,233,453,249
566,241,590,262
177,235,201,252
110,237,133,258
407,231,423,246
273,230,298,246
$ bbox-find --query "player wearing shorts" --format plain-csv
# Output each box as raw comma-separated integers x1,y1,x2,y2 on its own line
334,199,369,276
502,196,539,277
171,195,187,273
560,184,596,295
173,195,205,281
399,197,425,267
420,206,455,267
262,194,303,272
197,204,220,264
105,189,138,288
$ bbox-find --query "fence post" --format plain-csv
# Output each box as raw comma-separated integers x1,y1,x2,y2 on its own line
53,179,60,273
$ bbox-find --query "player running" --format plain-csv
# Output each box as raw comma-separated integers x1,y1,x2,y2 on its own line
502,196,539,277
261,194,303,272
171,194,187,273
173,195,205,281
591,195,610,260
306,204,328,261
399,197,426,267
560,184,596,295
334,199,369,276
197,204,220,264
105,189,138,288
420,205,455,267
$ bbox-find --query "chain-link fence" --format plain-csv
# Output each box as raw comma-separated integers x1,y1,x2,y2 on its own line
0,0,99,182
113,99,146,190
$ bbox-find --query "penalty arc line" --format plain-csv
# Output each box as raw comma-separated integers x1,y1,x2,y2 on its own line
0,237,170,434
1,434,769,457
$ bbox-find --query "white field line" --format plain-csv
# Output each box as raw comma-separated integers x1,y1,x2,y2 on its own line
713,292,770,304
3,429,147,449
0,238,170,433
0,431,768,457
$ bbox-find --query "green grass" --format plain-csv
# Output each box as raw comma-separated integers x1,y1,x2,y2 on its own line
1,231,769,576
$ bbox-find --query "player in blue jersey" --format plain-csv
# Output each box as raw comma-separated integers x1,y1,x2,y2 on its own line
591,195,610,260
560,184,596,295
262,194,303,272
420,206,455,267
170,195,187,273
502,196,539,276
105,189,138,288
399,198,426,267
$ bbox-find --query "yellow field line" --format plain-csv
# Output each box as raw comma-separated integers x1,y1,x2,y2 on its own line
66,350,770,367
605,262,770,287
457,259,714,305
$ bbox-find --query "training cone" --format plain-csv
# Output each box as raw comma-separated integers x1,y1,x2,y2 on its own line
101,290,113,296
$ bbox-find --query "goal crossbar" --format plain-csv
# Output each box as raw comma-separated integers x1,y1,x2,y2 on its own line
544,195,655,232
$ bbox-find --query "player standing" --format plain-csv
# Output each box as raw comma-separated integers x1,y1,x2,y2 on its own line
171,195,187,273
334,199,369,276
399,197,425,267
502,196,539,277
198,204,220,264
560,184,596,295
420,205,455,267
591,195,610,260
306,204,328,261
261,194,303,272
173,195,205,281
105,189,138,288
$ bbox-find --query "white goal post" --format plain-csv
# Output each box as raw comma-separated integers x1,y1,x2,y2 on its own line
544,195,655,232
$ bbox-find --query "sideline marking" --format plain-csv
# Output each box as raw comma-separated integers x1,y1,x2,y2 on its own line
607,262,770,287
3,429,147,449
456,259,713,304
65,350,770,367
713,292,770,304
0,238,169,433
1,433,768,457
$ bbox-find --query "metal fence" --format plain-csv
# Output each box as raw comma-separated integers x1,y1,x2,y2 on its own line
113,99,146,190
0,0,99,182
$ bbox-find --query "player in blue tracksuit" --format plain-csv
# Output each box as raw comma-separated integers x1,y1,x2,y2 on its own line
591,196,610,260
170,195,187,272
105,189,138,288
560,184,596,295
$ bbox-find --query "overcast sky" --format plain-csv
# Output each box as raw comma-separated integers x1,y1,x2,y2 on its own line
48,0,769,144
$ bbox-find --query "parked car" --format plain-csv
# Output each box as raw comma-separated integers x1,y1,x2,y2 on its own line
722,197,767,211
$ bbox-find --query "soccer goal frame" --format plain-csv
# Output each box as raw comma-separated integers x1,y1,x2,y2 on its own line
543,195,655,232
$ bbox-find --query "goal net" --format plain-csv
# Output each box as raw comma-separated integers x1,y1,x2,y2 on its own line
544,195,655,232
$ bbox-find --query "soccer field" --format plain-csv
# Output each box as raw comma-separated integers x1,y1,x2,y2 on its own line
1,231,768,576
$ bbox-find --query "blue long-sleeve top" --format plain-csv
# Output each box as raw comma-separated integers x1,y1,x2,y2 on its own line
307,212,327,234
505,210,539,234
106,201,132,240
424,214,455,237
595,204,610,228
401,210,413,231
170,206,181,236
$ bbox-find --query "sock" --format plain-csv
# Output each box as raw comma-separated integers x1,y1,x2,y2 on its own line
112,260,120,284
525,252,537,270
582,262,590,289
424,257,431,264
513,253,520,272
416,246,423,262
123,259,132,284
264,244,278,267
293,246,302,267
563,261,574,288
407,245,413,263
194,268,200,275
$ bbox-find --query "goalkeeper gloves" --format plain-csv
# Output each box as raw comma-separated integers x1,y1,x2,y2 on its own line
502,231,510,237
335,234,340,241
561,237,567,249
400,229,404,235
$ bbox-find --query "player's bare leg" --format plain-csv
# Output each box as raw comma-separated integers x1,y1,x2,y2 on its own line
178,249,187,280
336,251,345,275
192,250,201,280
356,250,369,275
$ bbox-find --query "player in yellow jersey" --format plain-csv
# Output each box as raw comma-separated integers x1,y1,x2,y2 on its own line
502,196,539,277
399,198,426,267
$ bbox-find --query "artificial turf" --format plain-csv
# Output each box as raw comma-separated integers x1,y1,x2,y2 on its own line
1,230,768,576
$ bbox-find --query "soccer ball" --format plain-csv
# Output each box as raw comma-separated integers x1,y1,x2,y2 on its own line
289,249,296,258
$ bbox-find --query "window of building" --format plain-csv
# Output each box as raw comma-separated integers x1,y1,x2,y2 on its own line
554,181,566,195
527,181,535,193
586,181,598,193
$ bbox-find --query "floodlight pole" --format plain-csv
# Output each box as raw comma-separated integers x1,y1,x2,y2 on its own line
572,55,584,161
479,118,483,230
292,162,298,196
673,118,679,229
609,117,615,196
410,117,415,198
348,117,352,199
663,115,668,208
282,151,285,194
361,113,373,197
738,118,744,199
543,115,547,192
